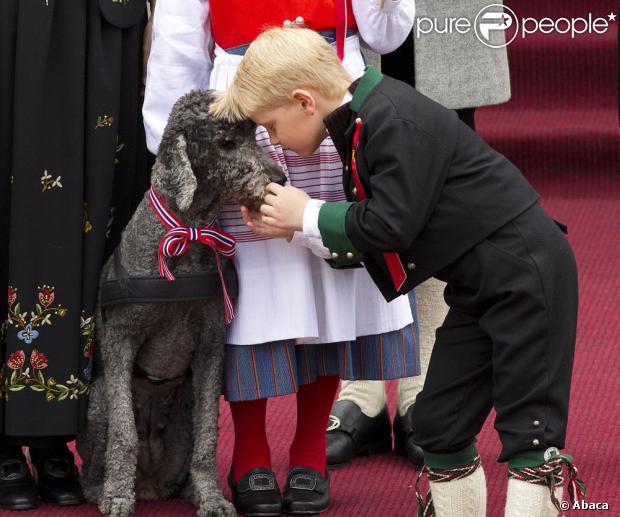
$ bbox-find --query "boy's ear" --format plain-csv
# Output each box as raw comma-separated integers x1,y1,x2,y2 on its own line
292,89,316,114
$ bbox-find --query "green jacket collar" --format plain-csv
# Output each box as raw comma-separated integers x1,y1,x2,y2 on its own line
350,66,384,113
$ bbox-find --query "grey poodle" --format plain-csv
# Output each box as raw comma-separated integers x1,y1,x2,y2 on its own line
76,90,286,517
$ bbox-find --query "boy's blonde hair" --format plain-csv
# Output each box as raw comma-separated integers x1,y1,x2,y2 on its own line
210,27,353,121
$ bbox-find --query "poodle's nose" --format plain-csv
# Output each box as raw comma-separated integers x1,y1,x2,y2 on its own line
271,169,287,186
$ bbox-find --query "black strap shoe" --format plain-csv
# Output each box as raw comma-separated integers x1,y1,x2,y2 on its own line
0,451,39,511
228,467,282,516
30,447,85,506
393,404,424,469
326,400,392,467
283,466,329,515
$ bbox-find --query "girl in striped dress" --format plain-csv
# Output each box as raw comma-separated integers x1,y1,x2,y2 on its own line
143,0,417,514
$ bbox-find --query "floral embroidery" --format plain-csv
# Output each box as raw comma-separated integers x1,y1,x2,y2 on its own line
41,170,63,192
81,311,95,381
95,115,115,129
30,349,48,369
83,203,93,233
7,350,25,370
3,350,89,401
0,319,7,344
106,207,117,239
7,285,68,339
17,324,39,344
2,287,89,401
114,138,125,166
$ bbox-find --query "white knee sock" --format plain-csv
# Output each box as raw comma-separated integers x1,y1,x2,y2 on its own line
337,380,386,418
505,479,562,517
397,277,449,416
429,465,487,517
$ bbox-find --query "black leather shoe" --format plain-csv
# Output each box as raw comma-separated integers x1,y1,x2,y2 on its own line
228,467,282,516
393,404,424,469
0,451,39,511
283,467,329,515
326,400,392,467
30,447,85,506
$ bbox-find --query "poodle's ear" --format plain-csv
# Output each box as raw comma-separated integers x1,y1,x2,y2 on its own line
152,134,197,212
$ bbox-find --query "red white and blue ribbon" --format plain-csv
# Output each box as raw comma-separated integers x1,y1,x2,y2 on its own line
148,187,236,324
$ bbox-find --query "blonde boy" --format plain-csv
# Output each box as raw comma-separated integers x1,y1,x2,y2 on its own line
212,27,583,517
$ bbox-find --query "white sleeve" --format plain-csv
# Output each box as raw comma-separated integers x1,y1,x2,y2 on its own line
143,0,213,154
288,199,331,259
352,0,415,55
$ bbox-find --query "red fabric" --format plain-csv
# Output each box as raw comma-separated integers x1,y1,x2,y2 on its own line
289,375,340,474
209,0,357,49
229,398,271,482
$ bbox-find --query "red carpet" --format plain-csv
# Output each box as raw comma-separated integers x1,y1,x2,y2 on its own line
3,1,617,516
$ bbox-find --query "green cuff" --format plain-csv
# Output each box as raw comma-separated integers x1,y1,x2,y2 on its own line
508,451,546,469
423,443,478,470
318,202,363,268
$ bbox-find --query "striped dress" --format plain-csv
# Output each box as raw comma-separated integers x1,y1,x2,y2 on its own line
143,1,420,401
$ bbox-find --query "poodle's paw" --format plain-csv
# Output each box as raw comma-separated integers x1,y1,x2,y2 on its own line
99,491,136,517
196,494,236,517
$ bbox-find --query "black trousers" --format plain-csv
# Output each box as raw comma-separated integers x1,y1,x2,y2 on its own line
412,203,578,462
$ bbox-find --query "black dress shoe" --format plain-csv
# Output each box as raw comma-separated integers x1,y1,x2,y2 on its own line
393,404,424,469
29,447,85,506
283,467,329,515
326,400,392,467
0,450,39,511
228,467,282,516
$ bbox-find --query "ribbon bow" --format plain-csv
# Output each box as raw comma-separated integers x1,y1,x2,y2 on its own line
148,187,236,324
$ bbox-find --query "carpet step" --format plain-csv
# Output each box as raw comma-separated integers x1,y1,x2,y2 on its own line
505,31,617,109
477,107,620,180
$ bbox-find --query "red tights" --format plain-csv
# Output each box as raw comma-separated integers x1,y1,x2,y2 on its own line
229,375,339,482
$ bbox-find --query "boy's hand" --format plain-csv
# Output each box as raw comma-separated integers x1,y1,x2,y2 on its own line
240,206,295,240
259,184,309,231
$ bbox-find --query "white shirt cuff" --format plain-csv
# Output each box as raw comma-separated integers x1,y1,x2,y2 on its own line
303,199,325,239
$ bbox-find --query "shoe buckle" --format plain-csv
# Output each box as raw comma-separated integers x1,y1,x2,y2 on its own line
289,474,317,491
43,457,74,479
327,415,341,432
248,473,275,491
0,459,28,481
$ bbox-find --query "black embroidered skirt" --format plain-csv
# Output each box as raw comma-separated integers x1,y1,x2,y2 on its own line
0,0,148,436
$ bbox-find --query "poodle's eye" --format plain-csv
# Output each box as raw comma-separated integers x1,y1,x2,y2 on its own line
220,138,236,150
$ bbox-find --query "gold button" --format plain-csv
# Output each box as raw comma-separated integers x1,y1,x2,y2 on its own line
283,19,293,28
352,187,358,196
533,420,540,427
346,252,354,260
295,16,305,25
532,439,540,446
407,262,416,270
331,252,339,260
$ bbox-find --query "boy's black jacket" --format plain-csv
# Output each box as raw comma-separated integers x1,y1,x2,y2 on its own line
321,67,540,301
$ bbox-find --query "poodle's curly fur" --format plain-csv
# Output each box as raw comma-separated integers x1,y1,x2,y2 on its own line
76,90,286,517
